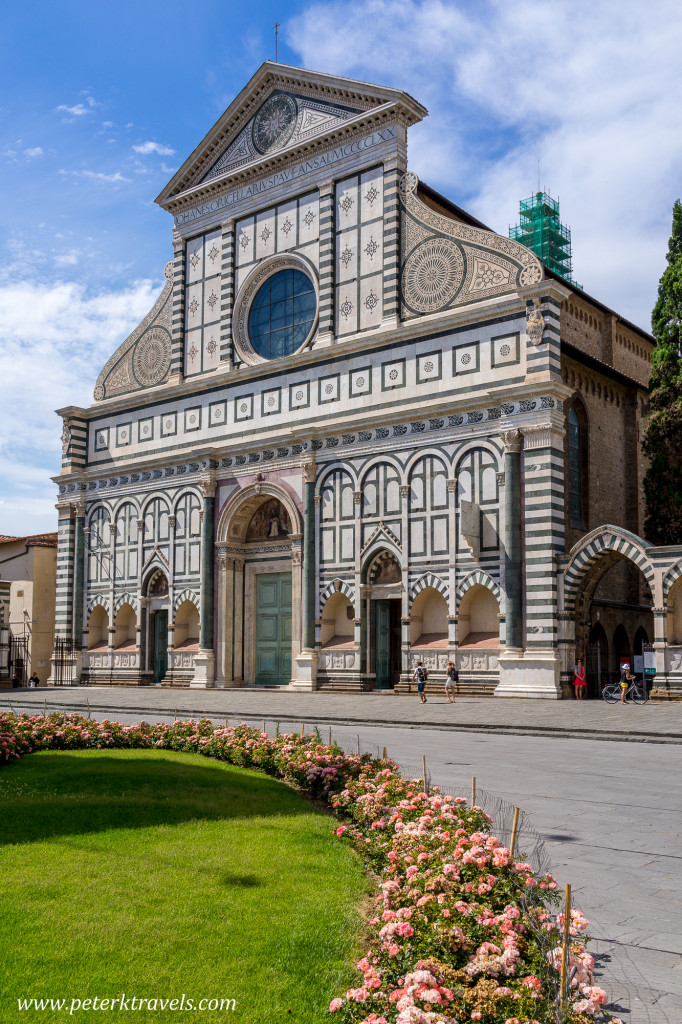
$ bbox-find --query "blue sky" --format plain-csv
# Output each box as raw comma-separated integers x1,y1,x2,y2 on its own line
1,0,681,536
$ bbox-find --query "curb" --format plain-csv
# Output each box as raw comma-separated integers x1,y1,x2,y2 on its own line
0,699,680,744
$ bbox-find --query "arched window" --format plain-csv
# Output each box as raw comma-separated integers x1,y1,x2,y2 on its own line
567,405,587,529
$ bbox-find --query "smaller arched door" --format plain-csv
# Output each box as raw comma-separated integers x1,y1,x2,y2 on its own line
147,570,169,683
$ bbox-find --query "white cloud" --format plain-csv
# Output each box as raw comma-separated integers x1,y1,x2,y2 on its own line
0,277,159,535
289,0,682,329
23,147,43,159
65,169,131,185
57,103,92,117
133,141,176,156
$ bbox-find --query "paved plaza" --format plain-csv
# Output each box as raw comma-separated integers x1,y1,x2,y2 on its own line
2,688,680,1022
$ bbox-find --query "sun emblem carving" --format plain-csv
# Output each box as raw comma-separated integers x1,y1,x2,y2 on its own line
252,93,298,155
402,238,464,312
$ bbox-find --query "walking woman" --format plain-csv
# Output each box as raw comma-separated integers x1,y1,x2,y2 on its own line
573,658,586,700
445,661,457,703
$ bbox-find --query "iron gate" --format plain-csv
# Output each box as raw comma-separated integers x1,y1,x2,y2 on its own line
9,634,29,684
54,635,77,686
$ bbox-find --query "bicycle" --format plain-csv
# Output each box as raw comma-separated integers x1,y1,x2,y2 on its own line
601,679,648,704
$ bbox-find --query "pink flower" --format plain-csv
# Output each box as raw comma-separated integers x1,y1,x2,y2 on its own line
335,825,347,837
397,922,414,937
329,998,343,1012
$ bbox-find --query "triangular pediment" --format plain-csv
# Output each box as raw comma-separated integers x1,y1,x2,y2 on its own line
156,62,426,208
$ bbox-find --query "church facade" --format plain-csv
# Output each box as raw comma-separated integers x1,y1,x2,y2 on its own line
52,64,682,698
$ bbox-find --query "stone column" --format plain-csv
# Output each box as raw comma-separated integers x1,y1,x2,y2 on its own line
71,499,87,684
215,551,228,687
294,461,318,689
192,476,216,687
233,557,245,684
502,429,523,651
72,501,86,645
400,484,411,682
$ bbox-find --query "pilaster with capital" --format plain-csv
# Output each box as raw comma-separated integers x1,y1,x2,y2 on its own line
220,218,235,366
71,499,87,648
170,238,186,382
501,430,523,650
302,461,317,651
316,180,335,344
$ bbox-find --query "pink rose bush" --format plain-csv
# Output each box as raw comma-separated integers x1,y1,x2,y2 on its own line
0,712,621,1023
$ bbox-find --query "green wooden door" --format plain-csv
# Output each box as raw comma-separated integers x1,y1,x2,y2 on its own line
375,599,391,689
255,573,292,685
153,610,168,683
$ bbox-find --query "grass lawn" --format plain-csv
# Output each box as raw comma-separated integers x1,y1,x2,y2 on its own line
0,749,370,1023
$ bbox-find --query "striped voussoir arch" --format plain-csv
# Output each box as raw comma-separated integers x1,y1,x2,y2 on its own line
456,570,501,602
410,573,448,602
564,530,655,611
86,594,110,615
319,579,354,604
173,589,200,616
663,561,682,605
113,592,139,614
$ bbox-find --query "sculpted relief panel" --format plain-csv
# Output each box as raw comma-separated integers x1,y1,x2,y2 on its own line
399,172,544,319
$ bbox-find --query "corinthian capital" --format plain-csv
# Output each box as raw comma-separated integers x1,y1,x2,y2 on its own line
199,476,217,498
500,428,523,454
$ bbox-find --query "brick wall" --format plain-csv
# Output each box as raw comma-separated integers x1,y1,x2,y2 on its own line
562,296,653,386
561,355,648,551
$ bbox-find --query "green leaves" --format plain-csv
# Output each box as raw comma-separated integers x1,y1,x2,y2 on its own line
643,200,682,544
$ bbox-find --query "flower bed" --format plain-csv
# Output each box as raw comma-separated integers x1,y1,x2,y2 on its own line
0,712,620,1024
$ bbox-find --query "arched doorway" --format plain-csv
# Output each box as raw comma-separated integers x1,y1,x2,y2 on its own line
564,528,655,698
145,569,169,683
364,550,402,689
216,484,303,687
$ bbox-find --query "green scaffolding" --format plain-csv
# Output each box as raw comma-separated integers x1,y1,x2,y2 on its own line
509,191,581,287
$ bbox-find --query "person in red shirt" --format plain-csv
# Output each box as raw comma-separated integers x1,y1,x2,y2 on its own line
573,658,586,700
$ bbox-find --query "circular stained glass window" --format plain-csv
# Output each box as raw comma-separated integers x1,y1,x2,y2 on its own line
248,269,316,360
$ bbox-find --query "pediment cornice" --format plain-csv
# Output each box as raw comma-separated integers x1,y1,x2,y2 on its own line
156,62,426,212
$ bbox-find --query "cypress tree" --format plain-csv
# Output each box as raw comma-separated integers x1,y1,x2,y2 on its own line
643,200,682,544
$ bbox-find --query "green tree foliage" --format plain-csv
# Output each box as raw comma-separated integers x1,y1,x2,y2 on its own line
643,200,682,544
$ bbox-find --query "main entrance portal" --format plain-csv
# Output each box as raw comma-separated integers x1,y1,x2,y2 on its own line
255,572,292,685
374,598,401,689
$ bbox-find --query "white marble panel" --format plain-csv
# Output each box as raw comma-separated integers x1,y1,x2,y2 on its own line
277,200,297,251
359,274,382,329
235,265,251,293
336,229,358,285
350,367,371,397
204,230,222,274
235,395,253,421
335,283,357,336
262,387,281,416
203,277,220,325
298,193,319,244
236,217,254,265
185,330,202,373
382,359,405,389
454,342,479,375
185,283,203,331
289,381,310,409
202,328,220,371
186,235,203,284
360,222,383,276
255,207,276,261
492,333,520,367
360,166,383,222
336,177,358,230
298,239,319,271
418,352,441,382
319,374,339,403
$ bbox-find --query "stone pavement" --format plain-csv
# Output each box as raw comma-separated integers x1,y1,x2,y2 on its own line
0,686,680,743
2,687,680,1023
